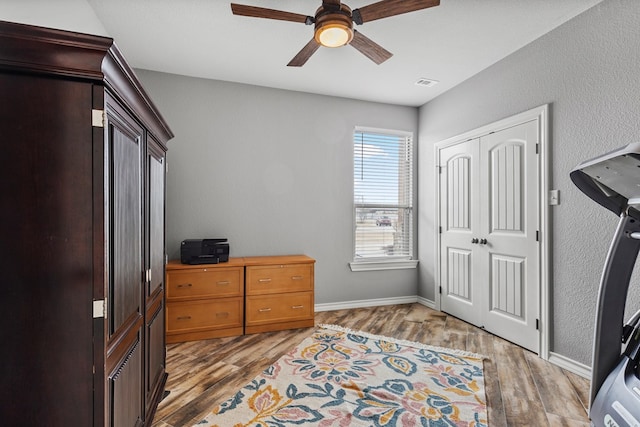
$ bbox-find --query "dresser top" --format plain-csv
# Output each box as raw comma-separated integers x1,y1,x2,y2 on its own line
243,255,315,266
167,257,246,270
167,255,315,270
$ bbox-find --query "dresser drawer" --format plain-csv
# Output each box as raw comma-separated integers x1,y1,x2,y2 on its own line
166,297,243,334
245,292,313,326
246,264,313,295
166,267,243,300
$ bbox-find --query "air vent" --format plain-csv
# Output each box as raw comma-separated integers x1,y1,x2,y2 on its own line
415,78,439,87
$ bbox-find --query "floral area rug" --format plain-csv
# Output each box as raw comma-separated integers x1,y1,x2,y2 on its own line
194,324,487,426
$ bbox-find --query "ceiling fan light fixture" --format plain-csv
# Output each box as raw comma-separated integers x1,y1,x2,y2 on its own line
314,6,354,48
315,22,353,47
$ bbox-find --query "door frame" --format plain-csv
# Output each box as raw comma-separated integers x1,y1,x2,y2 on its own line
434,104,550,359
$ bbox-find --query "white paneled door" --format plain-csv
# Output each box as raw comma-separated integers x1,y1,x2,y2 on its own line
438,120,539,352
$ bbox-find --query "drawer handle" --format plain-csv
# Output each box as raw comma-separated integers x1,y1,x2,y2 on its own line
216,312,229,318
291,276,304,280
216,281,230,285
258,278,272,283
177,283,193,288
291,305,304,309
176,316,192,320
259,308,272,312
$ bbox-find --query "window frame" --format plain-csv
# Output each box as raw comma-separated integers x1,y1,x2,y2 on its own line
349,126,418,272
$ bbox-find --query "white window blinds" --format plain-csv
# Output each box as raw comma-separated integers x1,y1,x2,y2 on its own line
353,129,414,261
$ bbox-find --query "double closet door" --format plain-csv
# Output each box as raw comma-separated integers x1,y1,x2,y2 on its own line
438,120,540,352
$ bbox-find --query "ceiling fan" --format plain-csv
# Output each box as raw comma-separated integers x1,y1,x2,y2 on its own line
230,0,440,66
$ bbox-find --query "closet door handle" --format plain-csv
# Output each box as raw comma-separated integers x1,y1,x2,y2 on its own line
480,238,488,245
471,238,479,244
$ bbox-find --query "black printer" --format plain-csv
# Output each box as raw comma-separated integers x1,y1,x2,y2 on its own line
180,238,229,264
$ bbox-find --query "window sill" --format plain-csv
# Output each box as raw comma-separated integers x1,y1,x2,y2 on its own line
349,259,419,272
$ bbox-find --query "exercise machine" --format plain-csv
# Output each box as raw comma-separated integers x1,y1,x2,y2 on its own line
571,142,640,427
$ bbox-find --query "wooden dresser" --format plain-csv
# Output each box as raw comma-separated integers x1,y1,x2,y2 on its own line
166,259,245,343
165,255,315,341
245,255,315,334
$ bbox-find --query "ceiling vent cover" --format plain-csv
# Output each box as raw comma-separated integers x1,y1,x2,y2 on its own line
415,78,439,87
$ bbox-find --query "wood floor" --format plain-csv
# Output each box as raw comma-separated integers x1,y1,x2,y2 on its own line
151,303,591,427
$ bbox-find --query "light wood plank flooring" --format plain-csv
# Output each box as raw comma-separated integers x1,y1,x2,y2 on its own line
152,304,590,427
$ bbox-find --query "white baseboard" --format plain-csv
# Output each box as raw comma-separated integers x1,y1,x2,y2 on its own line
315,295,419,312
416,296,435,309
548,351,591,379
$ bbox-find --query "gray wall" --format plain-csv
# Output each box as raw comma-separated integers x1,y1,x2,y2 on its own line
417,0,640,365
136,70,419,305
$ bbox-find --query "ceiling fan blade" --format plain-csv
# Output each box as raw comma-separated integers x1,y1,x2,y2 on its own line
354,0,439,24
287,39,321,67
231,3,310,24
350,30,392,64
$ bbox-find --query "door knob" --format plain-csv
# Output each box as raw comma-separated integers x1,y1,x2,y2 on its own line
471,238,479,244
480,238,487,245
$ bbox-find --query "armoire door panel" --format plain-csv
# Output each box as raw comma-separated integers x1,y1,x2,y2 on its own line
146,295,165,402
107,99,144,338
109,337,143,427
148,142,165,299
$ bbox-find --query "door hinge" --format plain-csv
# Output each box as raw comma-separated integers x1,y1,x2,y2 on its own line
535,143,539,154
536,230,540,242
93,299,106,319
439,226,442,234
439,286,442,294
91,109,104,128
536,318,540,330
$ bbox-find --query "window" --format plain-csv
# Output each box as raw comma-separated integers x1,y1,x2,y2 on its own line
351,128,416,271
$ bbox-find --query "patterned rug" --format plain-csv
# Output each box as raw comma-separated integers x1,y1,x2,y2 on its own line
194,325,487,426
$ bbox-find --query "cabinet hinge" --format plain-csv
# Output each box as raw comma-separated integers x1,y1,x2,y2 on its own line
91,109,104,128
93,299,106,319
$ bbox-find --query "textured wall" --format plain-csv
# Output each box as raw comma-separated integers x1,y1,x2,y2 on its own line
136,70,420,305
418,0,640,365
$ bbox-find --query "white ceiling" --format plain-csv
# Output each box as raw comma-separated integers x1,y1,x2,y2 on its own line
87,0,603,107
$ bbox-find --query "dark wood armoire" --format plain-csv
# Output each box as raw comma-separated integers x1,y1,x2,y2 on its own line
0,21,173,426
